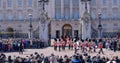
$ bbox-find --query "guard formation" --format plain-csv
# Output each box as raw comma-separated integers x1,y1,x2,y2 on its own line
53,36,120,54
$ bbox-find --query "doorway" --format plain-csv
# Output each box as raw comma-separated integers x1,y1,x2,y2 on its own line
6,27,14,38
62,24,72,38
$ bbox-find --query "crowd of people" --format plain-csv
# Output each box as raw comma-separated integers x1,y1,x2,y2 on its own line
0,37,120,63
0,52,120,63
0,38,45,53
53,37,120,54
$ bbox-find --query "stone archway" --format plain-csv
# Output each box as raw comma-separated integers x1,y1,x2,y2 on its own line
62,24,72,38
6,27,14,38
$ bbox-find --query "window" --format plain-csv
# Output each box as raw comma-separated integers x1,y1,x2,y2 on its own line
55,8,61,20
73,0,79,5
102,13,107,19
55,11,61,20
18,0,22,6
113,9,118,19
113,0,118,5
7,0,12,7
0,13,2,21
102,0,106,5
64,8,70,20
73,9,79,19
91,12,96,19
113,12,118,19
55,0,61,5
28,0,32,7
18,12,23,20
91,0,96,5
8,13,13,20
0,0,2,7
64,0,70,5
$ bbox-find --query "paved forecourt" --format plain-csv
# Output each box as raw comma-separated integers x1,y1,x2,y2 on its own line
3,47,120,59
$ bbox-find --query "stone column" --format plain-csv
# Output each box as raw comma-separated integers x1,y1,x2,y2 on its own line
39,11,49,46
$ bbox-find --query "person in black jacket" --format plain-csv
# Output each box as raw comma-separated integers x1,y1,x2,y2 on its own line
113,40,117,52
18,42,24,54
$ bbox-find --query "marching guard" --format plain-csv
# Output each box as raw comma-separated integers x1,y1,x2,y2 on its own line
62,41,66,51
53,41,58,51
98,42,104,54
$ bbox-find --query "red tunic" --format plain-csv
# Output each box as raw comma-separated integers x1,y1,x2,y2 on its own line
85,42,89,47
53,41,57,46
62,41,66,46
98,43,103,48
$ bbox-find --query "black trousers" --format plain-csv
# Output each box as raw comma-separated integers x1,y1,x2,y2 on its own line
99,48,104,54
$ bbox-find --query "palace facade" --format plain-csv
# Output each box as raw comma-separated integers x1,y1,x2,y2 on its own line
0,0,120,39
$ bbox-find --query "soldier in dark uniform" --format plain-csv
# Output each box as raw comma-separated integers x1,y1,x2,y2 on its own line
18,42,24,54
113,40,117,52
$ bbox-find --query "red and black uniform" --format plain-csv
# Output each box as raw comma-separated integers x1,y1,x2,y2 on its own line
58,41,62,51
53,41,58,51
98,43,104,54
62,41,66,50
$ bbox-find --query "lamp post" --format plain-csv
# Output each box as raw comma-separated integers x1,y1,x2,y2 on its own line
28,14,33,39
98,13,102,38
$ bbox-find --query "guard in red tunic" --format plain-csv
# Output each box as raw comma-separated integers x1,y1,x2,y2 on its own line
62,41,66,50
98,43,104,54
70,41,74,50
68,41,71,50
74,42,78,53
53,41,57,51
81,42,85,53
59,41,62,51
92,42,96,53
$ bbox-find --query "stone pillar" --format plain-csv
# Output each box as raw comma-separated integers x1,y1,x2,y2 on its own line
39,11,49,46
81,11,91,40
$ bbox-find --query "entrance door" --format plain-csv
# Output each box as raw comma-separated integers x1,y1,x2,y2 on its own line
6,27,14,38
62,24,72,38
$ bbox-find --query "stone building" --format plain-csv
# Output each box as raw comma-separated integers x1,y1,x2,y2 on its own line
0,0,119,40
